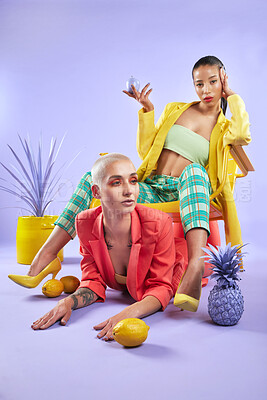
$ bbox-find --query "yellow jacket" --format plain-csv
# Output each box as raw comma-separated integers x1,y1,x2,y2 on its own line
136,94,251,247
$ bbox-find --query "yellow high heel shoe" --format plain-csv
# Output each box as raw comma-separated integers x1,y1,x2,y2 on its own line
8,257,61,288
173,271,202,312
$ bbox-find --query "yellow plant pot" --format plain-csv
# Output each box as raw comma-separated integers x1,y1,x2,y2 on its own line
16,215,64,265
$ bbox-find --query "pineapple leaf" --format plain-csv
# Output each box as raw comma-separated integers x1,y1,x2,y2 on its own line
202,243,247,287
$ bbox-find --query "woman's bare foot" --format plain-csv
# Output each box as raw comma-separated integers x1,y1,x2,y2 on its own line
27,252,57,276
27,226,71,276
177,260,204,300
180,227,207,300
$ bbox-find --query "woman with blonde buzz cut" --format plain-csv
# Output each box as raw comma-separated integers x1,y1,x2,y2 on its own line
31,153,183,339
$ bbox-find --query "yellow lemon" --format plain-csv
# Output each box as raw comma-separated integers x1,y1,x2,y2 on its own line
42,279,64,298
60,276,80,294
113,318,150,347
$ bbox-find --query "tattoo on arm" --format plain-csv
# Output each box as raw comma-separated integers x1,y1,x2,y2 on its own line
70,293,78,310
70,288,98,310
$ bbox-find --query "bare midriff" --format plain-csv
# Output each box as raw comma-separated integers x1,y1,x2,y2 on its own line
154,102,218,178
155,149,193,178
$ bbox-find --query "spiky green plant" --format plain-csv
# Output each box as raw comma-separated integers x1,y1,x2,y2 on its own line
0,135,68,217
202,243,245,326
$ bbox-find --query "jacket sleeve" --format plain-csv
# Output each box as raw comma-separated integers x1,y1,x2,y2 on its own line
223,94,251,147
141,216,176,310
136,103,173,160
78,243,107,302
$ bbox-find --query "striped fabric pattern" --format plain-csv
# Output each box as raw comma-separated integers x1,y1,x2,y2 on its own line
179,164,211,234
138,163,211,234
55,172,93,238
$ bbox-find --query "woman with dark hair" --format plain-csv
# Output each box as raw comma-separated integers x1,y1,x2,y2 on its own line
122,55,251,311
9,56,251,314
192,55,228,114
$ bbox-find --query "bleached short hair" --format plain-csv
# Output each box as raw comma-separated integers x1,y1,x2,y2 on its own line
91,153,134,186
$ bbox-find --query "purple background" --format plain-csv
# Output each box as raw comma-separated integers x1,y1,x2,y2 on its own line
0,0,264,257
0,2,266,400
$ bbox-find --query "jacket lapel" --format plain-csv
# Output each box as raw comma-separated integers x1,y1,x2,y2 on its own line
208,109,226,191
139,101,199,179
84,207,160,297
89,212,115,286
126,207,157,300
126,208,142,297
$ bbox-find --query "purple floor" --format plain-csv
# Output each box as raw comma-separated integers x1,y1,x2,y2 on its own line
1,240,267,400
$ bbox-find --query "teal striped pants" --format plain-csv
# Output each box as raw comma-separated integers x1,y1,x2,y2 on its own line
55,163,211,238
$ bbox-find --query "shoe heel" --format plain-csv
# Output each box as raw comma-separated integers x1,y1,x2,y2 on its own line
50,257,61,279
52,271,59,279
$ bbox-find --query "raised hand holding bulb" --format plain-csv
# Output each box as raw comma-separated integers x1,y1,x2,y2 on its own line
123,77,154,112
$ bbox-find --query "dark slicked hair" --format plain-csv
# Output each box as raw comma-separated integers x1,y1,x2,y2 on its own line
192,56,227,115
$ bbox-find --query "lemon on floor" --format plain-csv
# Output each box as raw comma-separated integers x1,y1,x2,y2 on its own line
42,279,64,298
113,318,150,347
60,276,80,294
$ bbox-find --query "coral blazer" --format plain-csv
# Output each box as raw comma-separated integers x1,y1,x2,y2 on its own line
136,94,251,247
75,204,185,310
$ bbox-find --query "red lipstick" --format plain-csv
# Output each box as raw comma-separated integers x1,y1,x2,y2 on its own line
204,97,213,102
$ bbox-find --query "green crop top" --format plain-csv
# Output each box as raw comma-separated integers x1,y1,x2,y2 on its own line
163,125,210,167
